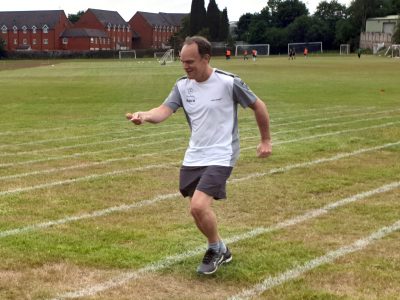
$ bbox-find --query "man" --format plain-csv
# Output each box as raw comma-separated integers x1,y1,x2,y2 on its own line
126,36,272,275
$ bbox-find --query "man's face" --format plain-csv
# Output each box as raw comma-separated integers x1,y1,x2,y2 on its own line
180,43,210,82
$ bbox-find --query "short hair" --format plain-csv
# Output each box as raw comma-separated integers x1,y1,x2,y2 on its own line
183,36,212,57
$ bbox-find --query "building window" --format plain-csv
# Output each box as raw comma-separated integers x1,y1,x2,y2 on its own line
13,26,18,34
43,39,48,45
23,38,27,45
1,25,7,34
32,39,36,45
90,37,94,43
62,38,68,44
14,38,17,45
22,26,27,34
32,26,37,34
43,25,49,34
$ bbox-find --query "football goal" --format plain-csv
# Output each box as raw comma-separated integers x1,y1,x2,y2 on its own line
119,50,136,59
373,42,385,54
235,44,270,57
340,44,350,55
155,49,174,65
288,42,323,55
384,44,400,57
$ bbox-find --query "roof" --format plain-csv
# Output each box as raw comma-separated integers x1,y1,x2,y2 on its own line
367,15,400,21
87,8,128,26
0,10,67,28
61,28,108,38
137,11,187,27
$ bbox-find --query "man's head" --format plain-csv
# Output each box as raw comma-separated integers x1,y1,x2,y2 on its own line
180,36,213,82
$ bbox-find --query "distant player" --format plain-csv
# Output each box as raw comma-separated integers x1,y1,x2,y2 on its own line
243,49,248,60
126,36,272,275
226,49,231,60
304,47,308,58
252,49,257,61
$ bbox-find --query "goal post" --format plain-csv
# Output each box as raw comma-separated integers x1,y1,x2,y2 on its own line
385,44,400,57
340,44,350,55
288,42,323,55
119,50,136,59
235,44,270,57
155,49,174,65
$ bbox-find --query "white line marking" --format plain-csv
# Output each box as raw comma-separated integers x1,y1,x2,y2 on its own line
0,105,359,137
0,162,178,197
2,107,395,155
229,219,400,300
2,114,395,180
50,181,400,299
1,142,398,238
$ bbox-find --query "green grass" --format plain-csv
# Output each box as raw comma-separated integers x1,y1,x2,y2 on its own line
0,55,399,299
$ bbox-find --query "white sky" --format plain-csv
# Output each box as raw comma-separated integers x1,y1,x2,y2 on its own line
0,0,352,22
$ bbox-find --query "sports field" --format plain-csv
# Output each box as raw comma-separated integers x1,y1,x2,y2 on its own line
0,55,399,299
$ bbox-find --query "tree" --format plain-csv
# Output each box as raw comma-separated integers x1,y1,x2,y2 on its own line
190,0,207,35
236,13,253,41
272,0,309,27
68,11,84,24
207,0,221,40
0,37,6,58
393,21,400,43
219,8,230,41
314,1,347,49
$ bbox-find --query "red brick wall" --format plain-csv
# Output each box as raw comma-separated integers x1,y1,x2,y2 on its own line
1,11,70,51
76,10,131,50
129,13,153,49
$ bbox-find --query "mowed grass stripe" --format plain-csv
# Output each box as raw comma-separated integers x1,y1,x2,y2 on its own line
0,111,398,170
0,121,398,196
1,141,398,238
0,106,394,155
1,113,397,179
51,182,400,299
229,219,400,300
0,105,352,137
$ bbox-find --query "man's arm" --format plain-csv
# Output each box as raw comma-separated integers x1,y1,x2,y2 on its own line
126,104,173,125
249,98,272,158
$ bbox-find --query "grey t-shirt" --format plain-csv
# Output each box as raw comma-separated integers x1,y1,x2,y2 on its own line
163,68,257,167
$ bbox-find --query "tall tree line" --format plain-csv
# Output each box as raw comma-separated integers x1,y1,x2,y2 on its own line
188,0,230,41
234,0,400,53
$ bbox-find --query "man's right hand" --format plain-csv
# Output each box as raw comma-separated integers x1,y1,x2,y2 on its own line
126,112,144,125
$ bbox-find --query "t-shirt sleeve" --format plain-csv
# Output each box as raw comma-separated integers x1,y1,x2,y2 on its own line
232,76,258,108
163,84,182,112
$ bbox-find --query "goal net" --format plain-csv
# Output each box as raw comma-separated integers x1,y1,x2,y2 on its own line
288,42,323,55
155,49,174,65
340,44,350,55
235,44,270,57
385,44,400,57
373,42,385,54
119,50,136,59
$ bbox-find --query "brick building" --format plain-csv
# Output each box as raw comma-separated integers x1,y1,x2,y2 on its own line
0,10,70,51
129,12,187,49
60,28,110,51
73,8,131,50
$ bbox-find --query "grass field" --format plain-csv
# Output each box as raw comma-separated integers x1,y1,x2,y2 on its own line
0,55,399,300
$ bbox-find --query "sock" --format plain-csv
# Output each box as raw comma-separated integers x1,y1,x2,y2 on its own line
219,240,227,253
208,241,220,253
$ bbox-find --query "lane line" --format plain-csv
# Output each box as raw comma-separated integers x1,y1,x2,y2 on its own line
1,114,395,180
1,142,398,238
229,219,400,300
51,182,400,299
2,107,396,156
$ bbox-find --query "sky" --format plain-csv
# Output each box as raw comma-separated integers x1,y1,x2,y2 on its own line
1,0,352,22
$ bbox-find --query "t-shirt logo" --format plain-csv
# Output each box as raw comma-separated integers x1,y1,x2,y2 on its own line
186,88,196,103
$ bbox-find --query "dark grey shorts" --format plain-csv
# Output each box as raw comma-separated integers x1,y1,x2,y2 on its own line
179,165,233,200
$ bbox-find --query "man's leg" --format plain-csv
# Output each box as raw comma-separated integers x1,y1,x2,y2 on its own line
190,190,232,274
190,189,220,244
